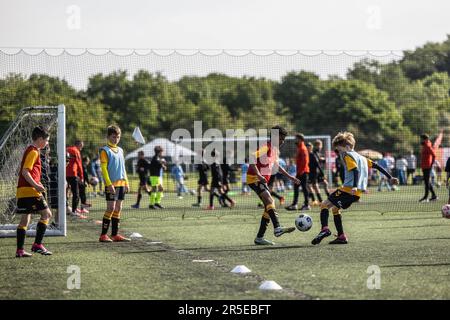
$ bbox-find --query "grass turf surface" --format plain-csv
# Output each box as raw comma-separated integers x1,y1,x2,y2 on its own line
1,185,450,300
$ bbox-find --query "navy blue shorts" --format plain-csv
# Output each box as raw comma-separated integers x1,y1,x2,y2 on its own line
105,186,126,201
328,189,359,209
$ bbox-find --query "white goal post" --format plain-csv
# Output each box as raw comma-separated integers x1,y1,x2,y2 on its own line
0,105,66,237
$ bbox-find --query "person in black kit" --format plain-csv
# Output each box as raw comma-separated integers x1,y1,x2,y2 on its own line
192,150,210,207
220,151,236,207
314,139,331,198
79,156,92,211
149,146,167,209
131,150,151,209
306,142,324,205
208,150,234,210
446,156,450,204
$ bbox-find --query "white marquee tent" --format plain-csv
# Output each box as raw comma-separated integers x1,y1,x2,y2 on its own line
125,138,197,162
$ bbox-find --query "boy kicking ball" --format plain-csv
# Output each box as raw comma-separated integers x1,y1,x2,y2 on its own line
247,125,300,245
15,126,53,257
311,132,398,245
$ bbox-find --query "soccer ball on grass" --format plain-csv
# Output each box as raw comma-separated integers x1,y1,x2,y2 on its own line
441,204,450,219
295,214,313,232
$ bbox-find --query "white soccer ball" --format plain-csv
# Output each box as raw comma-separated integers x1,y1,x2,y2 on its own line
441,204,450,219
295,214,313,232
89,176,99,186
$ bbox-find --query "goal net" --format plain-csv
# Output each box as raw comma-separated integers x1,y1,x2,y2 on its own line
0,49,447,219
0,105,66,237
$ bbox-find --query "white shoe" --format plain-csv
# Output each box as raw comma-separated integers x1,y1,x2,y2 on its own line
274,226,296,237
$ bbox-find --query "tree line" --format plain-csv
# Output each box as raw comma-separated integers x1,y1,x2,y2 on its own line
1,36,450,156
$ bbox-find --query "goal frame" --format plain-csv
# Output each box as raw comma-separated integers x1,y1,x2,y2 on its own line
173,134,333,187
0,105,66,237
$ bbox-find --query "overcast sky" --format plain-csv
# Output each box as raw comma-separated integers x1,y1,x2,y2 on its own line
0,0,449,88
1,0,449,49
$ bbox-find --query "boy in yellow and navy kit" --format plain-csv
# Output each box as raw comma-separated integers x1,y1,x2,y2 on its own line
311,132,399,245
15,126,53,257
99,125,131,242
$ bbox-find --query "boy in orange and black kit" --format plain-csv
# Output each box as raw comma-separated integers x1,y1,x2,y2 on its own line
247,126,301,245
15,126,53,257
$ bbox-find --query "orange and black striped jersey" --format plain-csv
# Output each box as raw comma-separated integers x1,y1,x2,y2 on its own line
247,142,279,184
16,145,41,198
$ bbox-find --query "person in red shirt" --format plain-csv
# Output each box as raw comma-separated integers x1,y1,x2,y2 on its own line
286,133,311,211
15,126,53,257
419,134,437,202
66,140,87,217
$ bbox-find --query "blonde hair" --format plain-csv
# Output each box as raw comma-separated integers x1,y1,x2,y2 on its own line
314,139,323,148
332,131,355,149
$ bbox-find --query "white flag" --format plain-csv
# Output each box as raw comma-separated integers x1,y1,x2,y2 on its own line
132,127,146,144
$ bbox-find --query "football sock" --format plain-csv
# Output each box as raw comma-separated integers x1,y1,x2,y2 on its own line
266,208,280,229
197,195,202,204
320,208,329,229
101,211,113,235
334,214,344,236
136,193,142,205
257,216,270,238
155,192,163,204
209,192,214,206
16,226,26,250
310,192,316,202
111,211,120,236
316,193,322,202
34,219,48,245
150,192,156,205
111,218,119,236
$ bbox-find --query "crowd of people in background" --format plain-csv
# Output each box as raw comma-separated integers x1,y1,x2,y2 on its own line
60,133,450,216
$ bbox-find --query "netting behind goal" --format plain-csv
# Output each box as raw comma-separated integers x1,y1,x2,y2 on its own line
0,106,66,237
0,49,448,221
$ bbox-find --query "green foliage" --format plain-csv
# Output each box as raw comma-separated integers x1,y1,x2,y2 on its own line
2,37,450,155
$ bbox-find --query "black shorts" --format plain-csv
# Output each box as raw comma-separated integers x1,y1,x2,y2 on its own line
328,189,360,210
248,181,270,197
105,186,126,201
309,172,318,184
318,174,325,183
16,196,48,214
139,175,149,186
211,180,222,189
198,178,208,186
275,172,284,181
222,177,230,185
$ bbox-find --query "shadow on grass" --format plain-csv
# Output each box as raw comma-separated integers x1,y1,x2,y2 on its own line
381,262,450,268
370,224,447,229
121,243,314,255
403,237,450,241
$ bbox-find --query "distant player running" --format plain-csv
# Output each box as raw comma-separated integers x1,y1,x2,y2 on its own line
192,149,211,207
247,125,300,245
98,125,131,242
208,150,234,209
131,150,151,209
311,132,398,245
15,126,53,257
148,146,167,209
